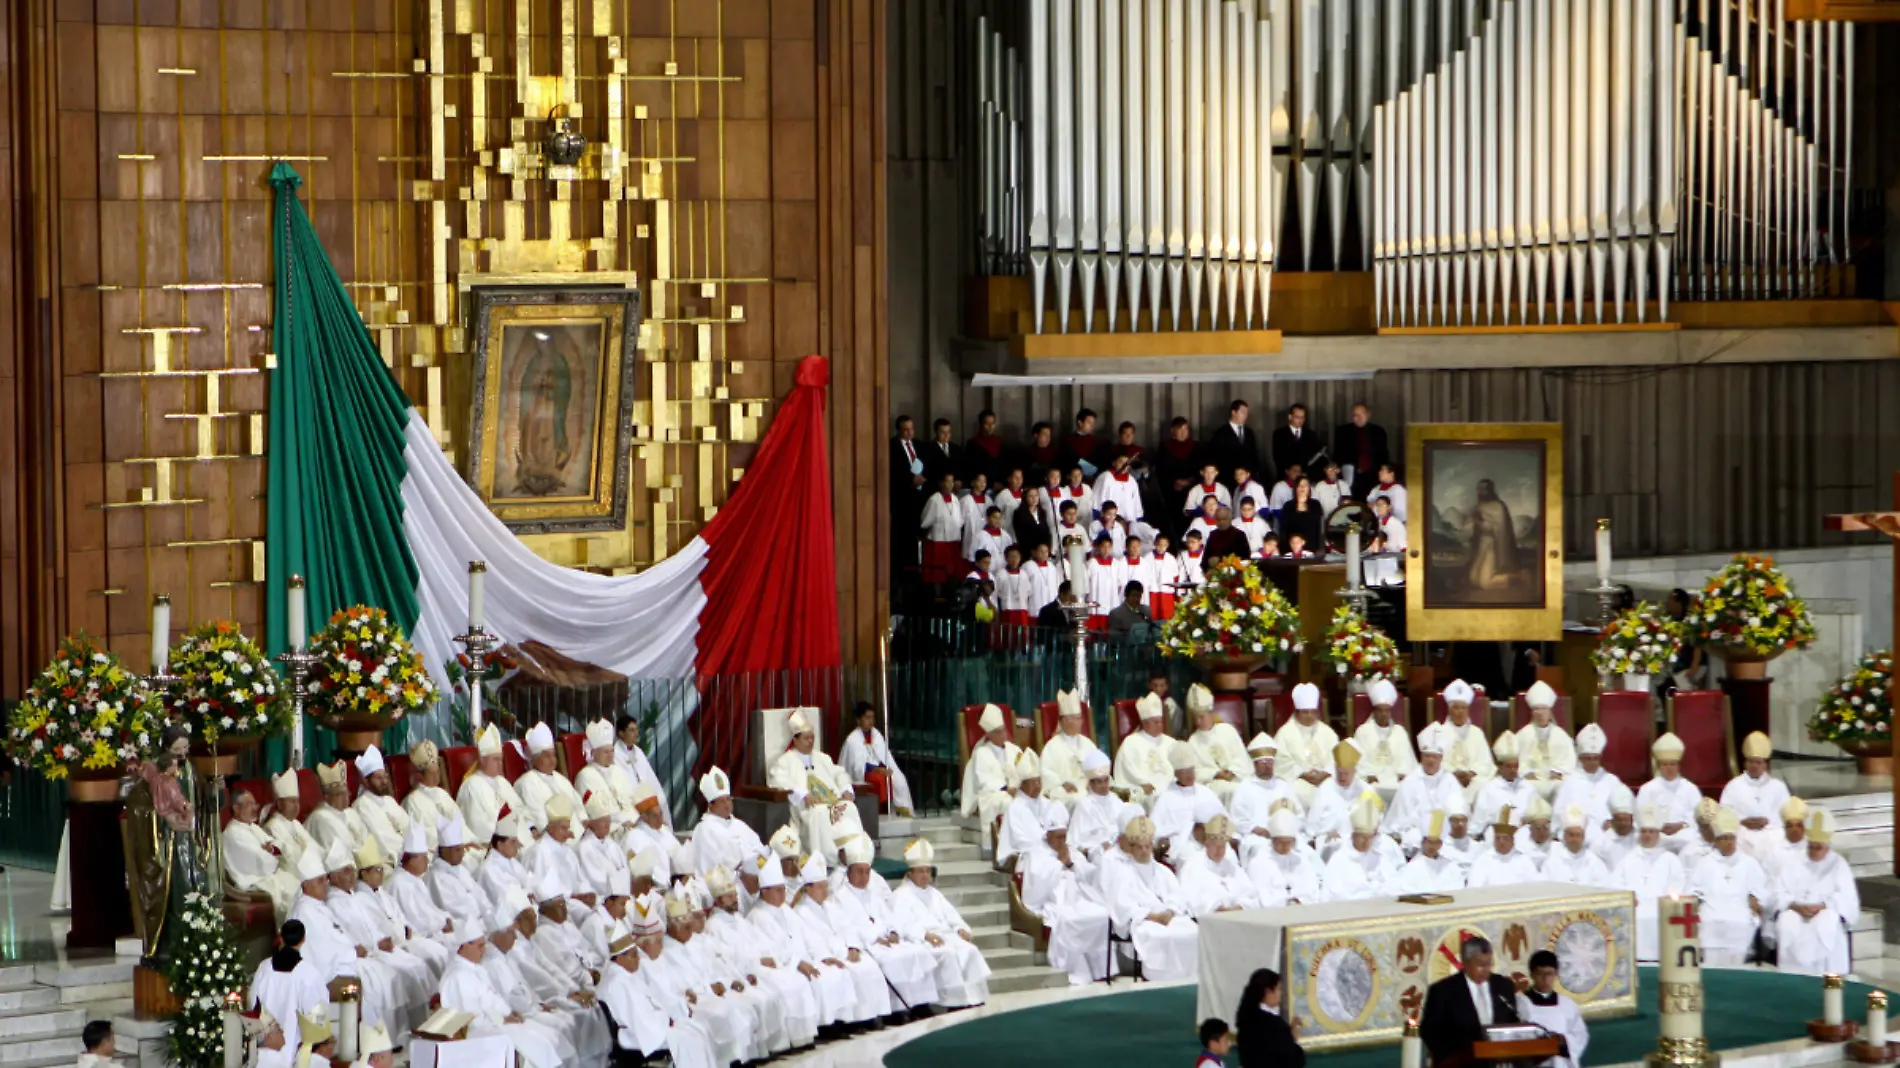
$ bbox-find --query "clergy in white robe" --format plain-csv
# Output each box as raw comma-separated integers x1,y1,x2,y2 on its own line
1616,807,1687,961
488,888,610,1065
1383,731,1462,851
1514,682,1577,799
703,865,821,1047
1519,796,1557,869
1552,725,1627,838
961,704,1020,833
425,815,491,939
1112,694,1176,812
1591,786,1640,869
1436,680,1496,797
674,887,786,1060
525,797,592,923
1101,816,1199,981
1275,684,1338,807
1230,735,1307,864
284,847,403,1030
1637,733,1704,854
459,725,536,859
621,785,682,887
573,719,640,836
1020,807,1112,985
1185,684,1251,806
996,750,1064,868
349,747,411,868
1245,809,1326,907
839,702,916,816
1677,798,1721,873
589,927,712,1068
1039,690,1104,809
612,717,670,828
1178,816,1261,915
688,767,768,897
224,789,300,922
1465,810,1541,889
1149,742,1225,864
447,930,587,1068
1437,794,1479,871
248,944,329,1052
889,839,991,1006
768,710,868,864
388,821,461,949
304,761,371,861
399,742,463,862
352,841,454,985
789,854,890,1025
1351,680,1418,787
1689,807,1768,966
1304,740,1377,858
1772,808,1859,975
1768,796,1812,880
833,836,940,1009
1522,950,1590,1068
476,814,537,906
1068,749,1132,860
1542,806,1615,888
1721,731,1793,864
1395,812,1468,894
263,771,322,877
651,891,762,1065
514,723,587,837
1472,732,1537,844
320,843,433,1030
1321,795,1399,901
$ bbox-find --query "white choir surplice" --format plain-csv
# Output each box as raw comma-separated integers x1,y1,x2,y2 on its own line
1772,849,1860,974
1101,855,1199,981
1689,849,1769,965
1720,771,1793,863
839,726,915,814
1522,991,1590,1068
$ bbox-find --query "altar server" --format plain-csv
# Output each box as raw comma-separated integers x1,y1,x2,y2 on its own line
248,929,328,1053
1150,742,1225,862
1636,733,1703,853
688,767,767,898
460,725,534,853
400,742,462,859
515,723,586,836
609,717,669,828
834,836,939,1010
1522,950,1590,1068
702,867,821,1048
1616,805,1687,961
1069,750,1131,859
1246,808,1326,907
1473,732,1537,841
1230,734,1305,861
960,704,1019,832
1114,693,1177,810
1040,690,1103,808
996,749,1060,868
1513,682,1577,795
1395,811,1468,894
1466,809,1540,888
1019,807,1111,985
1689,807,1768,966
305,761,370,859
1351,679,1418,786
1179,816,1262,915
1102,816,1199,981
264,770,321,874
1322,794,1399,901
1304,740,1377,858
1542,806,1615,888
890,839,991,1007
287,846,401,1029
225,788,300,922
839,701,915,817
1275,684,1338,806
426,815,491,941
1384,728,1462,850
1186,685,1251,806
1772,808,1859,975
1552,725,1626,836
767,710,865,864
1436,680,1495,793
1721,732,1792,863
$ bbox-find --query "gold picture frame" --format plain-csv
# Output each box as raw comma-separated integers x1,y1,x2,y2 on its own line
466,286,641,533
1405,422,1565,641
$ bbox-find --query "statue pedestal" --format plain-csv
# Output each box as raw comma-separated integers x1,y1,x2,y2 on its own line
66,795,133,950
1719,676,1774,769
132,965,181,1016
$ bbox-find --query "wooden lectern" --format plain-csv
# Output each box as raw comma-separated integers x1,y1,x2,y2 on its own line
1437,1026,1564,1068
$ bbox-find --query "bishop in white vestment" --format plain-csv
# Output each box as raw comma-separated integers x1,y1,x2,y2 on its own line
1615,806,1687,960
459,725,535,853
1772,808,1859,975
1245,809,1326,906
1101,816,1199,981
1229,734,1306,864
768,710,866,863
1689,808,1768,966
399,742,463,862
1435,680,1495,797
572,719,641,836
1636,733,1704,854
1020,808,1112,985
1177,816,1262,915
1068,750,1131,859
1465,810,1541,889
1383,729,1461,851
1184,684,1251,805
1472,732,1537,843
303,761,370,860
1541,806,1615,888
1514,682,1577,798
223,788,299,921
1039,690,1103,809
889,839,991,1006
514,723,587,836
1351,679,1418,787
960,704,1020,831
1395,812,1468,894
1552,725,1626,838
1304,740,1377,858
349,747,411,867
1721,731,1793,863
1275,684,1338,807
1112,694,1176,811
1321,795,1399,901
1149,742,1225,863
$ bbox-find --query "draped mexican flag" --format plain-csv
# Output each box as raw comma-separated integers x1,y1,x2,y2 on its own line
263,164,840,771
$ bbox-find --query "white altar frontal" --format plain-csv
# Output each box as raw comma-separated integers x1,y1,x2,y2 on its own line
1196,882,1638,1051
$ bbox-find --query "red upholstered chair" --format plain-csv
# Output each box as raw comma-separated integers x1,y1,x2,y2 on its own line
1512,693,1574,732
1037,700,1094,747
1350,693,1374,730
1112,699,1141,754
296,768,322,815
388,754,414,800
958,704,1015,766
1269,693,1296,732
559,732,589,781
1668,690,1737,797
442,745,480,800
1210,692,1249,735
1594,691,1657,790
502,741,530,782
222,779,272,829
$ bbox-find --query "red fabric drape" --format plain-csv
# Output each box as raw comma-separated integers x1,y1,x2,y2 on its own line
694,354,842,776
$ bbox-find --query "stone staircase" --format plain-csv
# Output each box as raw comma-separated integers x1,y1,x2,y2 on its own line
1829,790,1898,968
0,956,139,1068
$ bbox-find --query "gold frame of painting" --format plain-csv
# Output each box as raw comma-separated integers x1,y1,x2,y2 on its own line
1404,421,1565,641
465,286,641,534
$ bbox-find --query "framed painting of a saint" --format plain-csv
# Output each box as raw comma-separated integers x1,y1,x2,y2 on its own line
466,286,640,533
1405,422,1564,640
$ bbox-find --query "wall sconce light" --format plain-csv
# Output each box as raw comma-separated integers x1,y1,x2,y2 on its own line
544,104,587,167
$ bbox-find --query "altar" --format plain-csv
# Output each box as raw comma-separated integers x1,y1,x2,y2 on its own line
1195,882,1638,1051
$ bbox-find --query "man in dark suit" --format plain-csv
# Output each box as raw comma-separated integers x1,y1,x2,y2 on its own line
1420,936,1525,1063
921,417,962,487
889,415,930,587
1203,399,1264,485
1271,402,1325,476
1332,402,1392,499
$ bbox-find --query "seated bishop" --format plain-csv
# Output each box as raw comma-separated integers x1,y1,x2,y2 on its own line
1112,693,1176,812
350,746,411,867
1384,726,1462,851
1186,684,1252,806
1322,794,1399,901
996,749,1062,869
1039,689,1104,810
1435,680,1495,798
1274,683,1339,807
1245,808,1326,907
1771,807,1859,975
1636,733,1703,853
768,709,866,864
572,719,640,836
890,839,992,1007
688,767,769,900
1177,815,1261,915
1148,741,1225,865
1551,724,1624,836
1395,810,1468,894
1351,679,1418,787
1689,807,1767,967
1066,749,1131,860
1720,731,1791,863
1020,806,1112,986
1472,732,1537,841
223,787,300,922
1230,734,1305,865
459,724,535,856
1465,808,1541,889
623,783,682,885
304,760,370,860
1101,816,1199,981
1542,805,1616,888
515,722,587,835
263,770,320,874
1615,804,1686,961
1513,681,1577,797
961,704,1019,832
400,741,463,861
1304,739,1377,859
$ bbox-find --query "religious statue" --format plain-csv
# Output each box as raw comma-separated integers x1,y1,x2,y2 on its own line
123,723,218,963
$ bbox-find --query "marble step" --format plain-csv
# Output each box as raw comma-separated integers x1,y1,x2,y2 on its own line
979,946,1036,973
956,902,1009,930
59,982,133,1007
933,860,1004,889
32,960,136,989
0,974,33,995
986,964,1072,996
0,990,59,1017
0,1032,83,1065
0,1005,87,1045
940,884,1008,910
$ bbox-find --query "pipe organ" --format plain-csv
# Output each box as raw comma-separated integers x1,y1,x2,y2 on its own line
974,0,1856,334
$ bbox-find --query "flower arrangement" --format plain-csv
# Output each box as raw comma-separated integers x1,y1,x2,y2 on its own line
1685,553,1817,658
164,620,290,746
1313,605,1403,682
1807,650,1892,747
5,634,163,779
1590,601,1684,677
162,889,246,1068
1158,556,1302,661
305,605,438,725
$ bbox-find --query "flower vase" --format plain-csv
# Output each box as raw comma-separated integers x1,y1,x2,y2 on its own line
1197,655,1268,694
1622,672,1651,694
65,765,124,804
1713,647,1780,680
1837,739,1894,777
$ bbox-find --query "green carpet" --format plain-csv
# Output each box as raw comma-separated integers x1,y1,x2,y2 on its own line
887,968,1889,1067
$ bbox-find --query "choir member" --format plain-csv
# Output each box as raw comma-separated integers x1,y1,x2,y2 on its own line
1091,501,1131,556
1024,541,1065,616
1180,529,1209,585
1060,464,1099,519
766,709,865,863
1205,401,1263,485
1270,403,1324,475
1040,690,1102,808
1312,459,1347,516
1186,495,1223,545
1094,452,1145,523
1060,411,1107,479
963,410,1006,484
839,701,915,817
1155,417,1203,521
1366,463,1408,521
1083,535,1126,629
1275,478,1327,552
1513,682,1577,796
1020,808,1112,985
1183,464,1233,517
1636,733,1702,853
1689,808,1768,966
1367,495,1407,586
918,473,964,584
1149,534,1184,619
995,467,1030,526
1233,499,1273,556
1720,731,1792,863
1231,465,1269,517
1275,684,1338,806
1770,808,1859,975
1113,693,1176,812
964,504,1013,572
1102,816,1199,981
1352,679,1418,787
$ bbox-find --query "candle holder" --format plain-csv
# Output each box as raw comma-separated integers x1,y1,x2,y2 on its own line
1589,579,1622,628
272,646,319,770
1850,991,1899,1063
1812,975,1860,1042
1057,599,1098,706
453,625,503,731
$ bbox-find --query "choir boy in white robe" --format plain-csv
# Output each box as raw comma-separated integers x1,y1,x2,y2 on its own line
768,710,866,864
1230,734,1306,864
958,475,995,544
1149,535,1184,619
965,506,1014,574
1120,536,1157,609
1552,725,1626,838
1082,534,1127,624
1721,731,1793,864
1690,808,1768,966
622,783,681,886
1233,499,1272,556
1313,461,1347,515
460,724,535,854
1542,806,1615,888
1472,732,1537,842
1322,795,1399,901
997,749,1061,868
1436,680,1496,798
349,746,411,867
1304,740,1378,860
1022,810,1113,986
919,476,964,582
1113,693,1176,812
224,788,300,922
1592,785,1640,868
263,770,321,875
688,767,767,899
1068,749,1130,860
591,928,712,1068
1519,796,1557,868
572,719,639,836
1094,453,1144,521
1637,733,1703,854
400,742,462,860
1351,679,1418,790
1366,464,1408,520
1232,466,1268,517
790,854,891,1025
1616,805,1687,961
1368,496,1408,585
1178,815,1261,915
514,723,586,836
1090,504,1132,559
1023,542,1065,615
613,717,669,828
304,761,370,860
1245,808,1326,907
1522,951,1590,1068
890,839,991,1007
1772,808,1859,975
1384,728,1462,851
1186,684,1251,806
1465,809,1541,889
1513,682,1577,799
839,701,915,816
1150,742,1226,864
1275,683,1338,806
960,703,1019,835
1102,816,1199,981
1395,811,1467,894
1040,689,1102,809
702,866,821,1048
426,815,491,939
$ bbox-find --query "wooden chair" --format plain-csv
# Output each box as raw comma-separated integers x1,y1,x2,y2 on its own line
558,732,590,781
958,704,1018,766
1668,690,1737,798
441,745,480,800
1112,699,1142,754
388,754,414,800
1511,693,1574,732
1594,691,1657,790
502,740,530,781
1003,857,1051,954
1038,700,1095,748
1268,693,1296,732
1349,693,1374,730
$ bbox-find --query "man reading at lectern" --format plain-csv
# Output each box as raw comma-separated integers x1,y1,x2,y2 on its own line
1419,936,1527,1062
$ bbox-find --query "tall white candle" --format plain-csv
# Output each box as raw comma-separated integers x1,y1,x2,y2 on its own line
287,575,307,650
1067,540,1089,592
338,989,360,1061
222,994,243,1068
1346,525,1362,589
1594,519,1613,584
1657,894,1705,1043
151,595,172,674
1868,991,1888,1047
468,560,488,630
1400,1019,1423,1068
1824,974,1844,1026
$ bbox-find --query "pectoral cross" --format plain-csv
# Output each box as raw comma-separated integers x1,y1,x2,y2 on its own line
1824,472,1900,877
